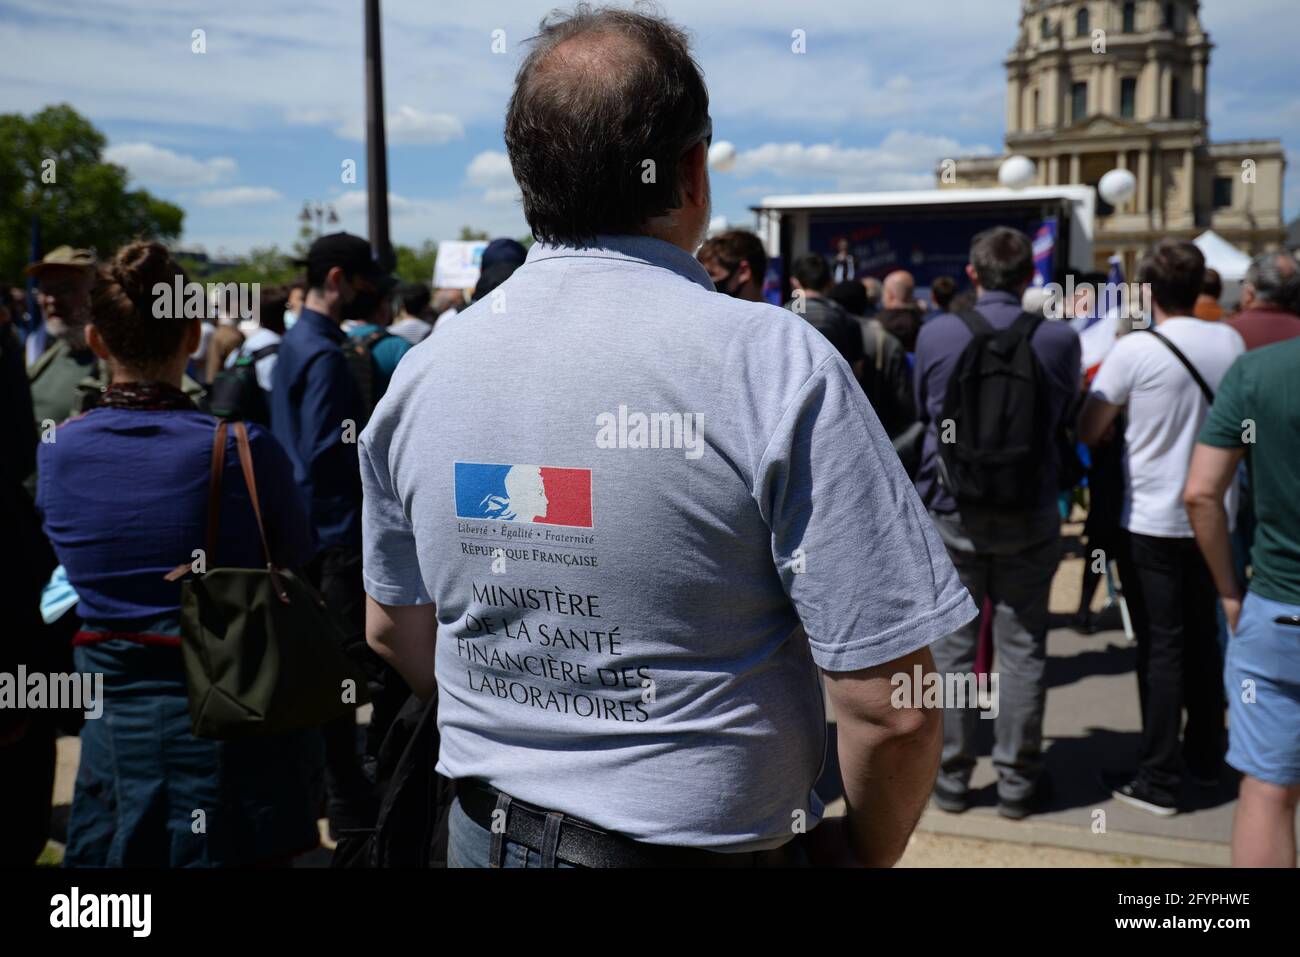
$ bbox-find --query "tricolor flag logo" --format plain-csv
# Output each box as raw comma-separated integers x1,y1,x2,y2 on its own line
454,462,593,528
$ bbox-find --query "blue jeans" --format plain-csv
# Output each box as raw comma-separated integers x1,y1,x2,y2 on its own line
66,640,324,867
446,793,809,868
447,795,577,868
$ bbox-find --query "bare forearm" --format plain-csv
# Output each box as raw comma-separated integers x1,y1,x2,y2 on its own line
1184,444,1247,601
365,596,438,699
1187,498,1240,599
836,703,941,866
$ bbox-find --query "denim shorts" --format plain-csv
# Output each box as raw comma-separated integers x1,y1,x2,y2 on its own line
1224,592,1300,786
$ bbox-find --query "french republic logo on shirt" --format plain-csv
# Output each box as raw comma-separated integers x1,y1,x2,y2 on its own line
454,462,593,528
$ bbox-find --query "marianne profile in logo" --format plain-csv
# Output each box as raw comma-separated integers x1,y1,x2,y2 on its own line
455,462,593,528
480,465,549,522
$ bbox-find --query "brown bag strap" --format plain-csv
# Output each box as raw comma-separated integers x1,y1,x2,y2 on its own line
231,421,290,602
166,419,228,582
206,419,230,564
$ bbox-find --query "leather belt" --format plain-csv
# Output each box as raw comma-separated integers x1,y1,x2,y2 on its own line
456,779,779,868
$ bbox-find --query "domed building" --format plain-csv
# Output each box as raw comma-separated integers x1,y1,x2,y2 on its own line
937,0,1287,274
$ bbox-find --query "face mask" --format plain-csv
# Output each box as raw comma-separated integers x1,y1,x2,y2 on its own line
283,309,297,330
713,267,743,298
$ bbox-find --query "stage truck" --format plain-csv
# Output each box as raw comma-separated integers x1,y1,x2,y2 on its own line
750,185,1096,305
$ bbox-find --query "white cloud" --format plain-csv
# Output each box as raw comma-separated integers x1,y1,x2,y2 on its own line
731,132,996,191
327,189,527,247
104,142,237,187
316,105,466,144
195,186,284,207
465,150,513,187
464,150,521,204
385,105,465,144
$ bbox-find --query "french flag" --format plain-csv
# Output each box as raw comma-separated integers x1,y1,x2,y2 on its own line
454,462,593,528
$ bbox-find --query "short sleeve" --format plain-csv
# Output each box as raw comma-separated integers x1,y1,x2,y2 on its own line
754,356,977,672
1090,338,1136,406
1198,354,1250,449
359,423,432,605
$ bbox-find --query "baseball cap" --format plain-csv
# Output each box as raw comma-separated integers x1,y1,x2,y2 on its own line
26,245,97,276
481,238,527,272
301,232,385,283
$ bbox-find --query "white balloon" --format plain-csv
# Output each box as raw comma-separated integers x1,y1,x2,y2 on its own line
1098,168,1138,206
708,140,737,172
998,155,1037,189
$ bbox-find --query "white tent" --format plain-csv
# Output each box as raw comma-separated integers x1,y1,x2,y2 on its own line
1193,230,1252,309
1193,230,1252,282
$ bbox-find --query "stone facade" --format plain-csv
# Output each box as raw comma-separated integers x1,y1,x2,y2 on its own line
937,0,1286,274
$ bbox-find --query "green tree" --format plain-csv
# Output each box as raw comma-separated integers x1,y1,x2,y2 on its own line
0,104,184,280
458,225,489,241
178,246,300,287
394,240,438,285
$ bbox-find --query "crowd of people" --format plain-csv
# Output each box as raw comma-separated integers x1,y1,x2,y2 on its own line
2,4,1297,869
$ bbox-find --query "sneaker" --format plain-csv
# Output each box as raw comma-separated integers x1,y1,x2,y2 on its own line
998,773,1054,820
931,782,970,814
1101,771,1177,816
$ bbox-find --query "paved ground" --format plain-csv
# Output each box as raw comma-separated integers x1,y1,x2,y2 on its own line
42,522,1296,867
895,522,1296,867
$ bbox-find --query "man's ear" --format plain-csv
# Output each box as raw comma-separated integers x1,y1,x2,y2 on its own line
183,318,202,355
965,264,979,286
326,265,347,294
679,140,709,209
85,323,111,360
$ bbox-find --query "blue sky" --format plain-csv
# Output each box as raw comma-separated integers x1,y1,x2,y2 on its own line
2,0,1296,257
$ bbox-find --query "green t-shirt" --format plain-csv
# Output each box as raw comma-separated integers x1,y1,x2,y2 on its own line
1197,336,1300,605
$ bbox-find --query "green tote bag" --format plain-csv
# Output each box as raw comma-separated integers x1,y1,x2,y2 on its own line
166,419,371,739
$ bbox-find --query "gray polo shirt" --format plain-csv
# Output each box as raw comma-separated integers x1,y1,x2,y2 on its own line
359,234,975,851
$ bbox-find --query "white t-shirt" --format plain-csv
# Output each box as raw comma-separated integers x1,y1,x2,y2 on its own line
389,316,433,346
225,326,282,392
1091,317,1246,537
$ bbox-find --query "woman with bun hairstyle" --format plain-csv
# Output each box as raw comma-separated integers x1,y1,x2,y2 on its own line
36,242,323,867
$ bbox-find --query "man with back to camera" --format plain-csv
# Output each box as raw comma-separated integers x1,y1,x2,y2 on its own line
1080,240,1245,815
1228,251,1300,350
271,232,409,839
785,252,866,377
913,227,1082,820
359,4,975,868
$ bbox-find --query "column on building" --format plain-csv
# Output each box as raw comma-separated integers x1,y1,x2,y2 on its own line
1007,71,1023,135
1192,50,1208,122
1137,148,1150,218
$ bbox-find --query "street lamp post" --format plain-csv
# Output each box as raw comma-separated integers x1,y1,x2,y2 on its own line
365,0,395,272
299,201,339,238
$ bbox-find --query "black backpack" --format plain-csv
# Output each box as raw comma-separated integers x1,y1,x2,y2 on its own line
204,343,278,425
936,310,1049,507
342,330,391,429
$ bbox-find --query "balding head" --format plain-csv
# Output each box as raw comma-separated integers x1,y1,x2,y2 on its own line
882,270,915,309
1242,251,1300,313
505,5,711,247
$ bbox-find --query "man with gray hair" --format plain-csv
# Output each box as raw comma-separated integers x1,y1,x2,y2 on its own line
1228,251,1300,350
359,3,974,868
